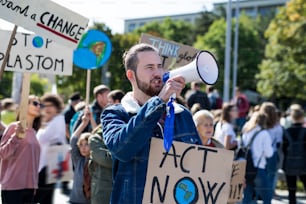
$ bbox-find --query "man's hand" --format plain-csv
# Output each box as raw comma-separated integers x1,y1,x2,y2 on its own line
158,75,185,102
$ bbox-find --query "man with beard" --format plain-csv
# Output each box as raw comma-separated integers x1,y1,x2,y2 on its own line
101,43,202,204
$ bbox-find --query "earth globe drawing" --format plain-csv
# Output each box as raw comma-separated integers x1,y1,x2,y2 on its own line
174,177,198,204
32,36,44,48
73,30,112,69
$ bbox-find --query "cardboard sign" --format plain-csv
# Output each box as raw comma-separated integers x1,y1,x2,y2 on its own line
143,138,234,204
0,30,72,75
0,0,88,49
140,33,199,70
228,160,246,203
46,144,73,184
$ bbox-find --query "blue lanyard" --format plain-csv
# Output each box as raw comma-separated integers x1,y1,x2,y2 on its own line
164,97,175,152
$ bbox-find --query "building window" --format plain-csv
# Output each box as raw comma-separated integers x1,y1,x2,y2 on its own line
128,23,136,32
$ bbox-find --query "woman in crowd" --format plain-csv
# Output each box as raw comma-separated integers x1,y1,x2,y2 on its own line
214,102,238,150
259,102,283,199
34,93,66,204
0,95,42,204
193,109,223,148
241,112,273,204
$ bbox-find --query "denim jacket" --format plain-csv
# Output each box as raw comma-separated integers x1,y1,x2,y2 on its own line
101,92,201,204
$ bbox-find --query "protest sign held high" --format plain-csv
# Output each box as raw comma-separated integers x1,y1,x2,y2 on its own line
0,0,89,49
0,30,72,75
140,33,199,70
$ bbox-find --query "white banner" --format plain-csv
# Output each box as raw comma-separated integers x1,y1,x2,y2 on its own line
0,30,72,75
0,0,88,49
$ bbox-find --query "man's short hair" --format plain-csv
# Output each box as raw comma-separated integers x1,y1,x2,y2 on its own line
291,108,305,122
122,43,159,72
69,92,82,101
93,84,110,97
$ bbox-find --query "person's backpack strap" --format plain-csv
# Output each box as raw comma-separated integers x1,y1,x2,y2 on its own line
248,129,264,167
246,128,262,149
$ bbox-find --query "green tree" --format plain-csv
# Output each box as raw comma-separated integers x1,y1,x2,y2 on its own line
134,18,195,45
107,32,139,92
194,13,263,94
194,7,225,37
257,0,306,103
30,74,49,96
0,72,13,98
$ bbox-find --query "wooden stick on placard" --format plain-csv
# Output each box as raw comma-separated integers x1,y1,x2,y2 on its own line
18,72,31,138
85,69,91,105
0,25,18,81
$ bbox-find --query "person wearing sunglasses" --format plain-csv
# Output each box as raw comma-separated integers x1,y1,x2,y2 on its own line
0,95,42,204
34,93,66,204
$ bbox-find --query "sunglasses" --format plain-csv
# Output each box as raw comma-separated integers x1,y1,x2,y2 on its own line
32,101,43,108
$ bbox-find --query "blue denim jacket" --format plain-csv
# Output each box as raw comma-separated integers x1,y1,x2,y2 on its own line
101,94,201,204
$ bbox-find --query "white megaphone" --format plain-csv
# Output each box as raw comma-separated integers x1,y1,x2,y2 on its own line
163,50,219,85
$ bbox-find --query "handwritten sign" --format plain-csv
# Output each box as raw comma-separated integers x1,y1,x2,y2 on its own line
143,138,234,204
140,33,199,70
0,30,72,75
228,160,246,203
0,0,88,49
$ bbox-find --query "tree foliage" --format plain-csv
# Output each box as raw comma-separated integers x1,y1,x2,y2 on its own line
256,0,306,102
194,7,226,37
0,72,13,98
134,18,195,45
194,13,263,94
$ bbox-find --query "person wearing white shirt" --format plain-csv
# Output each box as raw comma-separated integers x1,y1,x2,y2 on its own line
242,112,273,204
214,102,238,150
34,93,66,204
260,102,282,201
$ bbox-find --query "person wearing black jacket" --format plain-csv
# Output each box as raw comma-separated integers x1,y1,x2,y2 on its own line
282,107,306,204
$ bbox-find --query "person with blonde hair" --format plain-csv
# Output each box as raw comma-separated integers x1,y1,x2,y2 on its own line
193,109,223,148
241,112,273,204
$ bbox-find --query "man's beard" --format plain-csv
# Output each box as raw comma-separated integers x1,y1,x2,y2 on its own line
135,75,163,97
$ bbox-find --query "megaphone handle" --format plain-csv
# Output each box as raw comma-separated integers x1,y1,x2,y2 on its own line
170,93,176,100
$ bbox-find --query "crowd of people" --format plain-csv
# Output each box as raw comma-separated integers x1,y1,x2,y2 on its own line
0,42,306,204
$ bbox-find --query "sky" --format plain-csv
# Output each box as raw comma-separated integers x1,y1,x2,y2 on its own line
0,0,226,34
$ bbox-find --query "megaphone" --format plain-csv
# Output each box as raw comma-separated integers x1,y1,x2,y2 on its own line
163,50,219,85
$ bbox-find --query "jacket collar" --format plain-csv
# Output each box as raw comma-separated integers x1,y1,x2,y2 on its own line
121,92,184,114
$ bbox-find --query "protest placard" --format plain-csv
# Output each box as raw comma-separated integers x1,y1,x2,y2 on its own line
228,160,246,203
0,0,88,49
140,33,199,70
0,30,72,75
143,138,234,204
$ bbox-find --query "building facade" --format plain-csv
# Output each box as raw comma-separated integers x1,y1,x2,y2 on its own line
124,12,201,33
214,0,290,18
123,0,289,33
